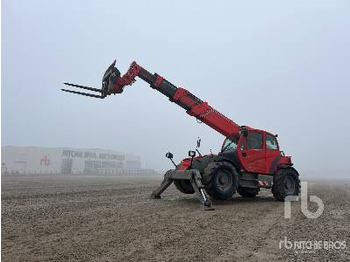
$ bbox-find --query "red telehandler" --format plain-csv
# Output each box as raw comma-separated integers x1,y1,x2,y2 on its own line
62,60,300,210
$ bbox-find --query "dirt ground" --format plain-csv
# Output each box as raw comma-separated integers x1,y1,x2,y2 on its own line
1,174,349,261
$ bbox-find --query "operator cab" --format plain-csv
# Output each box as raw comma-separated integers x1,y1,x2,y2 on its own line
220,128,291,175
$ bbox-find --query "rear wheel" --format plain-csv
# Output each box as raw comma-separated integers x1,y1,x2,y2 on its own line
272,167,300,201
203,162,237,200
237,187,260,198
174,179,195,194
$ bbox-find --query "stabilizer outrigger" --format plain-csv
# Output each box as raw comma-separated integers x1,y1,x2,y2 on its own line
151,169,214,211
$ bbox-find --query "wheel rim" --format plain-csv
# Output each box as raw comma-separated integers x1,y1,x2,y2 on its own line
284,175,296,194
215,170,233,191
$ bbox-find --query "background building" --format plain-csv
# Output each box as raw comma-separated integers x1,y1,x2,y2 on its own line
1,146,154,175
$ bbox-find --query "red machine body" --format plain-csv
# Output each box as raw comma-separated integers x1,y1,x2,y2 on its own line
63,60,294,176
111,61,293,176
62,60,300,206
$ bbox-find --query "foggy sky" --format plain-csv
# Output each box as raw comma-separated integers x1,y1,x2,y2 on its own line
2,0,350,178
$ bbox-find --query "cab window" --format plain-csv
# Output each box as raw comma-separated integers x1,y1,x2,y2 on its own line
221,138,238,153
247,132,263,150
266,134,278,150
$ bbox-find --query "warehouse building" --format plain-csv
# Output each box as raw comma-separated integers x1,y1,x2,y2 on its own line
1,146,148,175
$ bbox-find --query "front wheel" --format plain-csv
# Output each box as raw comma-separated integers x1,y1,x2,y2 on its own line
272,167,300,201
203,162,238,200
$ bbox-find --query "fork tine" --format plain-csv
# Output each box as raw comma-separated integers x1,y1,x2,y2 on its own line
61,89,105,99
63,83,104,93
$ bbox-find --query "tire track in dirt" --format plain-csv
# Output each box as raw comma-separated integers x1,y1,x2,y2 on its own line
2,176,349,261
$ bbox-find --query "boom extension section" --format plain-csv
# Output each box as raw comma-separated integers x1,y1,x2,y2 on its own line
63,60,241,138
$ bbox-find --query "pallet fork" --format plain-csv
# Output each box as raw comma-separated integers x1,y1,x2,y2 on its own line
151,169,214,211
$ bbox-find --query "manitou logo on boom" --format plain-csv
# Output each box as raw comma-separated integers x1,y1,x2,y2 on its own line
40,156,50,166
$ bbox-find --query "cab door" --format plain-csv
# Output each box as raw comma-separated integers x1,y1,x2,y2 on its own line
265,133,281,174
238,131,266,173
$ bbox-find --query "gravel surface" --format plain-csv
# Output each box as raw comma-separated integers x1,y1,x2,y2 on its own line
2,175,349,261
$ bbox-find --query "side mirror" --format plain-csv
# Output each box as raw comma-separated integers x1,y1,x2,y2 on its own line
166,152,173,159
188,150,196,158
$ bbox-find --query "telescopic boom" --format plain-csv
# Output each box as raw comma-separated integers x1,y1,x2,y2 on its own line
62,60,242,138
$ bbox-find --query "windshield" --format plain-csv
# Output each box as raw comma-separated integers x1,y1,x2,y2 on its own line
221,137,238,153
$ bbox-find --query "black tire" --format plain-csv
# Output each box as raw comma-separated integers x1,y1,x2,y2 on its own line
174,179,195,194
272,167,300,201
237,187,260,198
203,161,237,200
